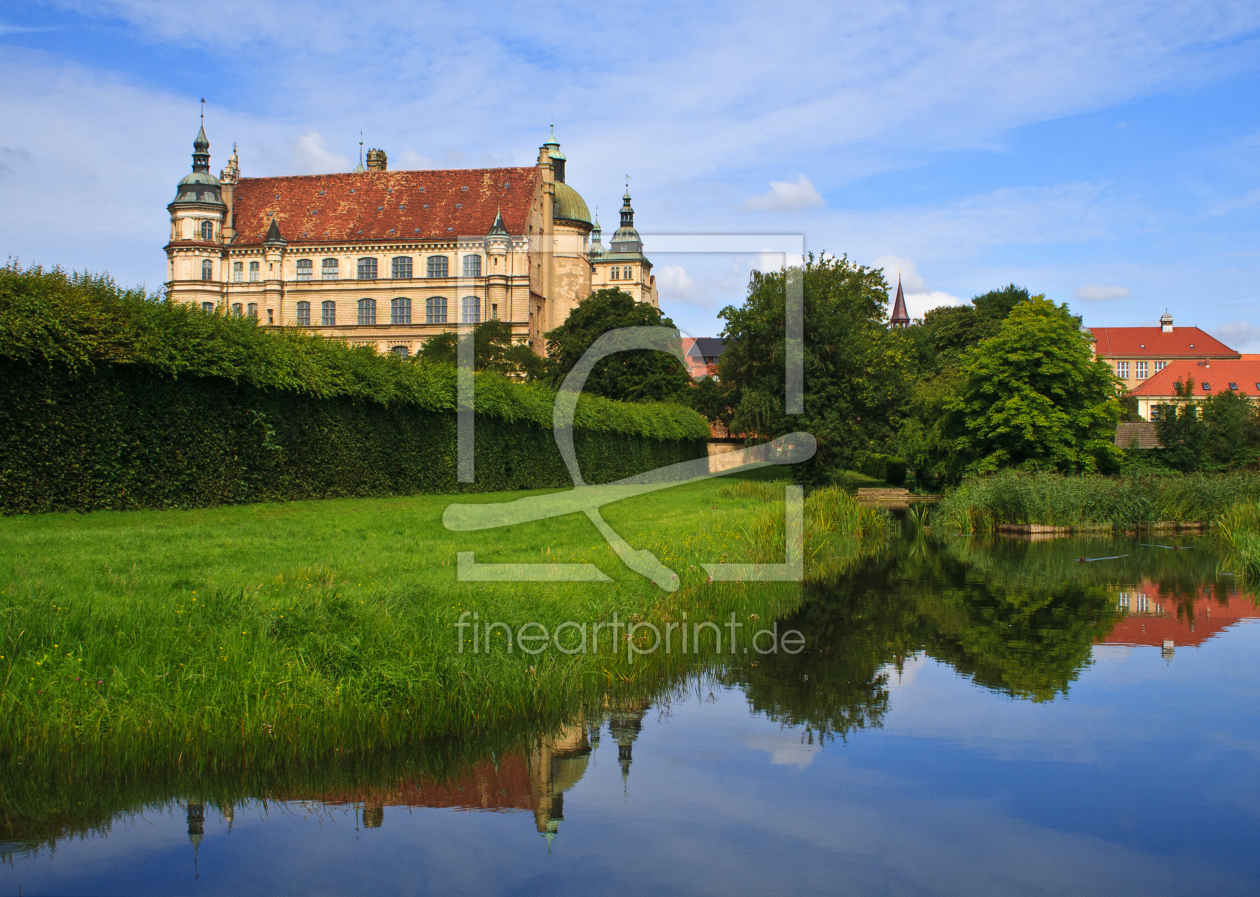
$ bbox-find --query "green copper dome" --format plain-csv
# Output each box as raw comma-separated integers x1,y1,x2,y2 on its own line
553,181,592,226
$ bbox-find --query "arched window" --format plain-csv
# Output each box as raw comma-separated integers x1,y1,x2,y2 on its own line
201,220,214,241
425,296,447,324
390,345,410,357
231,303,243,317
462,254,481,278
322,258,339,280
321,300,336,326
391,257,413,279
247,303,258,319
461,296,481,324
426,255,448,278
358,298,377,325
201,260,213,281
201,301,214,313
391,297,411,325
357,257,378,280
296,301,311,326
296,259,313,281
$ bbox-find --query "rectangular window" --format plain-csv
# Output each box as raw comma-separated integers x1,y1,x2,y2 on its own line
610,266,619,280
427,256,449,278
321,300,336,326
201,260,213,281
201,301,214,312
1117,361,1129,378
247,303,258,318
233,261,243,283
296,301,311,326
1118,592,1129,609
249,261,260,282
1137,593,1148,612
491,303,498,319
357,257,378,280
296,259,313,281
1202,382,1210,392
392,257,413,279
267,309,274,325
624,266,632,280
1136,361,1148,379
232,303,243,317
426,296,447,324
322,259,339,280
391,297,411,325
462,296,480,324
358,298,377,325
1155,361,1166,373
463,255,482,278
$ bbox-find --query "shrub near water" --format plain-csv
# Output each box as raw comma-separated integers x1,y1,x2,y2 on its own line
937,469,1260,532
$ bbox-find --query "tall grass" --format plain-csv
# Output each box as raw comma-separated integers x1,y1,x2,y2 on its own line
1215,500,1260,579
0,467,887,782
936,470,1260,532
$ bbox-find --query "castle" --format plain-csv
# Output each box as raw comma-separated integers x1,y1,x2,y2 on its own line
164,123,657,357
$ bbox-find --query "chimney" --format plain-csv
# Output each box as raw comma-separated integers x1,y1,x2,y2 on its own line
1160,310,1173,333
365,148,388,172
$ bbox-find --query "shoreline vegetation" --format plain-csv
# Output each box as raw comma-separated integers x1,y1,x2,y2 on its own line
935,469,1260,534
0,468,891,782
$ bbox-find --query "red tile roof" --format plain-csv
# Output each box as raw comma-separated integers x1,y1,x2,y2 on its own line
1089,327,1238,359
230,167,539,246
1131,356,1260,397
1099,580,1257,649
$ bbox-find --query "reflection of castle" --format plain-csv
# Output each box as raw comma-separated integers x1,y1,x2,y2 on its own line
275,701,651,844
1101,580,1258,658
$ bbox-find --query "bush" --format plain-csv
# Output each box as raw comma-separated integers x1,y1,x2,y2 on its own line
0,264,709,513
856,452,907,486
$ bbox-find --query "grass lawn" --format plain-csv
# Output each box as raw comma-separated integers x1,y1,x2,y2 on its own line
0,466,889,778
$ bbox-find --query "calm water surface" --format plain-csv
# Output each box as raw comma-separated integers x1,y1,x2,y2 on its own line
4,534,1260,896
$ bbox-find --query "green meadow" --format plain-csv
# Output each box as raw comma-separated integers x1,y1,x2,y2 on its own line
0,467,890,780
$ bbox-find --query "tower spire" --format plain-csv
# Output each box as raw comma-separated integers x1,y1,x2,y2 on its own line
354,132,366,173
889,272,910,328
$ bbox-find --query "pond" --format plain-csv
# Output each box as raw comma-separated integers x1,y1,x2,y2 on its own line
4,532,1259,896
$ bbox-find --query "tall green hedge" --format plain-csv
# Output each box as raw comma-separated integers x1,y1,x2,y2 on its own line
0,265,708,514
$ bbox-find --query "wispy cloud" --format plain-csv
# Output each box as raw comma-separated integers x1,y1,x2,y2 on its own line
874,255,965,320
1074,284,1131,302
744,175,824,211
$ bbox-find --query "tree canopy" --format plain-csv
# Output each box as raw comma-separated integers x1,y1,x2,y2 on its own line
418,319,543,378
542,288,692,404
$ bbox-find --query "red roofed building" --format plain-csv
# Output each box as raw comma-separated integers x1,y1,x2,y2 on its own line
165,125,657,357
1088,312,1239,398
1128,355,1260,420
1099,580,1259,657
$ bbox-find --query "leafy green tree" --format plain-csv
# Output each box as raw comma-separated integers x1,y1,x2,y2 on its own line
542,288,692,403
418,319,543,378
685,375,735,430
1154,379,1207,472
920,284,1031,372
954,296,1121,474
896,367,969,488
1203,389,1260,468
718,254,917,482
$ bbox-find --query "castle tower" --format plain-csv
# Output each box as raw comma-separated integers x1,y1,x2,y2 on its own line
484,208,511,322
593,188,657,307
166,121,227,310
542,127,595,333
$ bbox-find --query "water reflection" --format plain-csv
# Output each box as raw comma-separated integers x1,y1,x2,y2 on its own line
4,533,1260,895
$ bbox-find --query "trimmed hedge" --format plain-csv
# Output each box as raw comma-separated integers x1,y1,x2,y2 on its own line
0,265,708,513
857,452,907,487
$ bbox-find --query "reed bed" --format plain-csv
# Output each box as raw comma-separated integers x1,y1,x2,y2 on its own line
936,470,1260,533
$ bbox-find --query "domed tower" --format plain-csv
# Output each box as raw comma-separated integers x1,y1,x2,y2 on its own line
541,127,595,331
166,121,227,311
593,187,657,308
587,214,605,260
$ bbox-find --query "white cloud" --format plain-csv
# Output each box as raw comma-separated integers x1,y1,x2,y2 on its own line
1074,283,1131,302
395,149,435,170
1212,321,1260,353
744,175,824,211
874,255,966,320
655,264,702,305
743,732,819,769
290,130,350,174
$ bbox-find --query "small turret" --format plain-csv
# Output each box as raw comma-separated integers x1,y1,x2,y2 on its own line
1161,310,1174,333
609,190,642,255
366,147,388,172
588,214,604,259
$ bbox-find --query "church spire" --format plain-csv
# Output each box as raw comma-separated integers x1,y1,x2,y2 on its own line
191,102,210,173
353,133,366,173
889,273,910,328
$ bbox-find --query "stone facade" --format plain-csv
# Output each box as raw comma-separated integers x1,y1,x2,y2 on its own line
165,127,658,357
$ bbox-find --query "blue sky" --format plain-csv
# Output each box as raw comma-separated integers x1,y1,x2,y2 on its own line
1,0,1258,345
